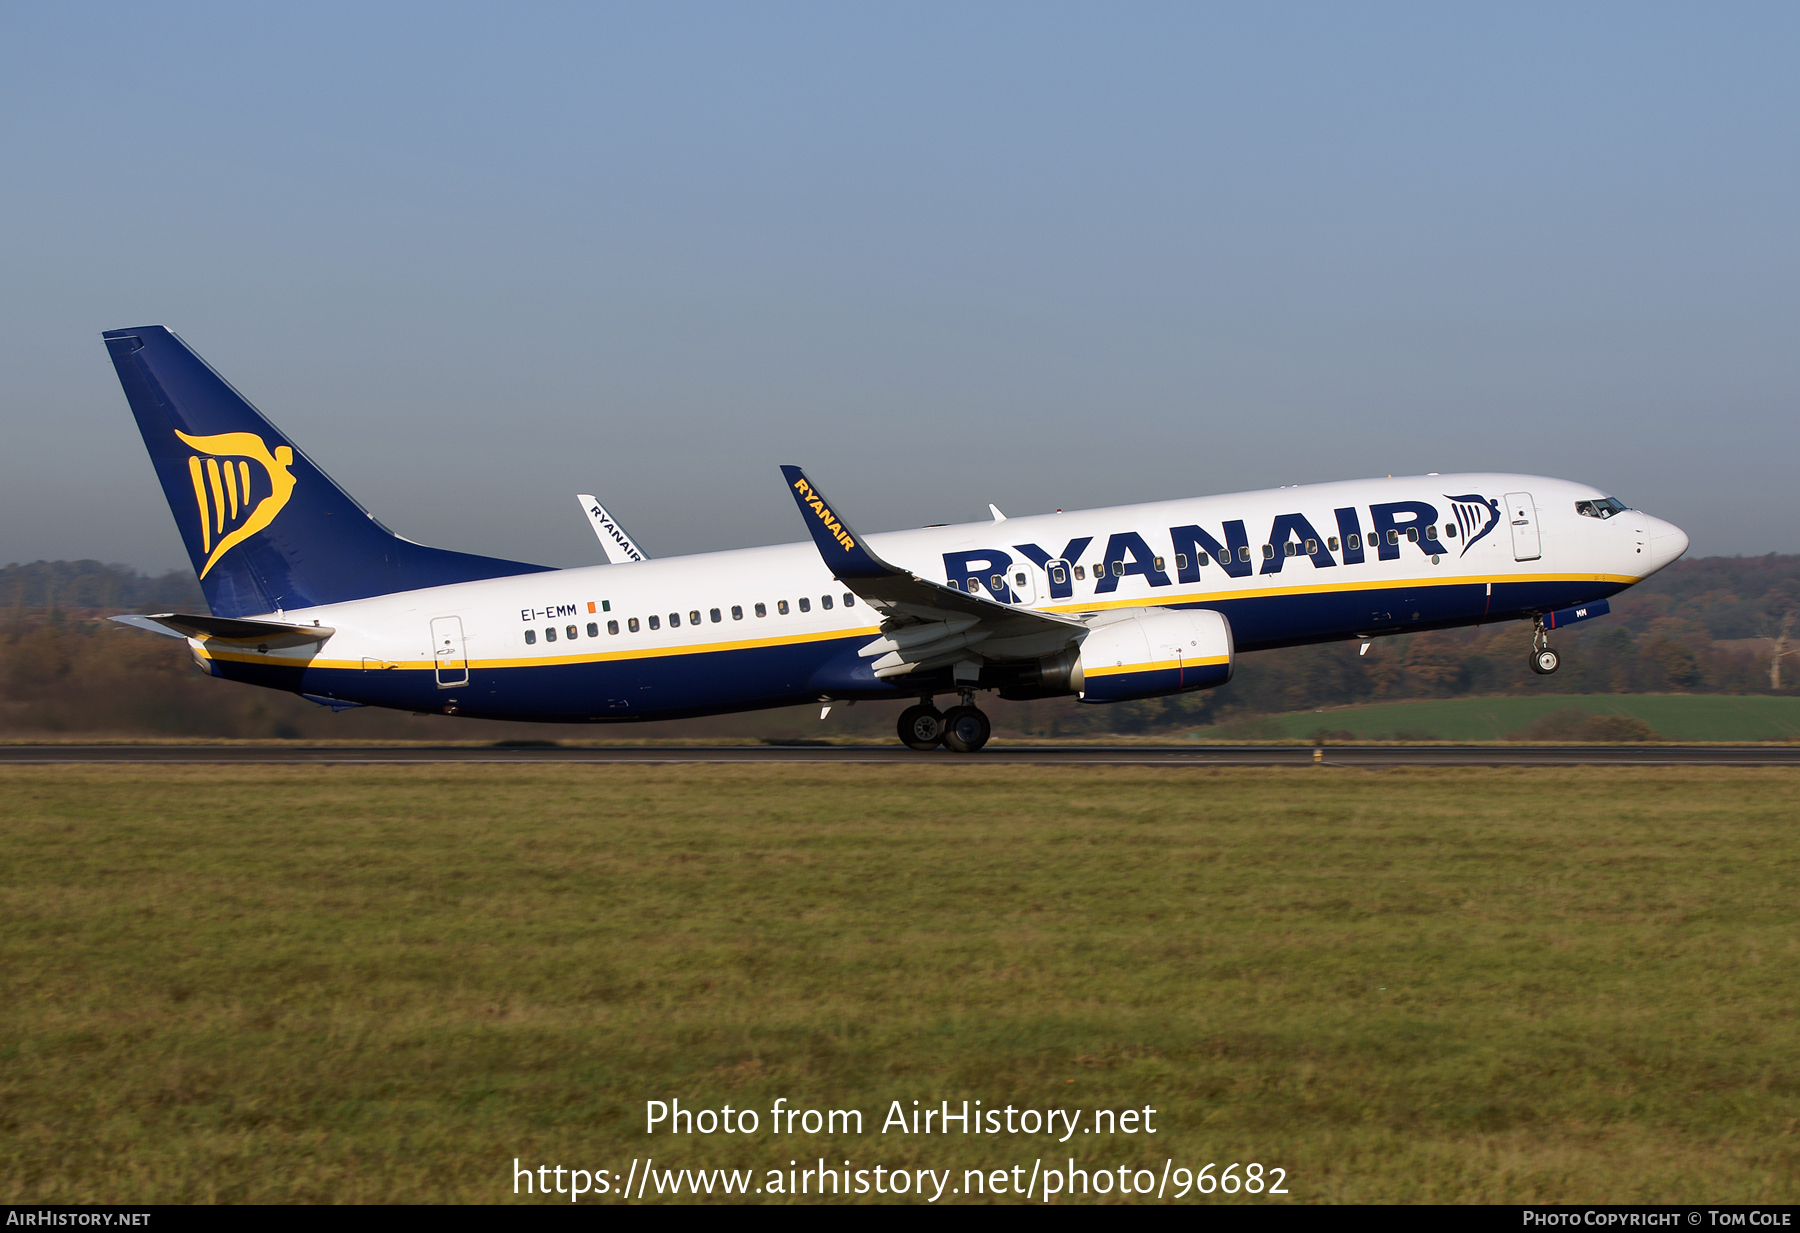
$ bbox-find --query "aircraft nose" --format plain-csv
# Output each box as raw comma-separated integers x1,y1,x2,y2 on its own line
1645,517,1689,574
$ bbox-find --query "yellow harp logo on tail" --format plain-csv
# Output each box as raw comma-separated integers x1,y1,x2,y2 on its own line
175,430,298,578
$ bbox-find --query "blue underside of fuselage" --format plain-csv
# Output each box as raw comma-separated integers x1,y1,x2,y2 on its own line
213,577,1628,721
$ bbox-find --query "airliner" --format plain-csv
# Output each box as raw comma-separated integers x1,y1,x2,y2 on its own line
105,326,1689,752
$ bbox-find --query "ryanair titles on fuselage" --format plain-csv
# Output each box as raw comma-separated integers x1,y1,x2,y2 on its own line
941,492,1504,605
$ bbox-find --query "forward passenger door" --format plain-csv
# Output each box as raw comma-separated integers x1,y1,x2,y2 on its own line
1504,492,1542,561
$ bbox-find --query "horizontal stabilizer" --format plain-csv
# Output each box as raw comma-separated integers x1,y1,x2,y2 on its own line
111,613,335,644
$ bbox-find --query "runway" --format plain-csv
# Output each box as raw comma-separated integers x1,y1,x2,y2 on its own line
2,743,1797,766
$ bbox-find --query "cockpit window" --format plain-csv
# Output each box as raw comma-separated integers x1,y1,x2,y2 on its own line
1576,496,1630,520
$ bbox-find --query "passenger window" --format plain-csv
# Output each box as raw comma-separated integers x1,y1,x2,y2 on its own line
628,617,640,633
1237,546,1251,562
1348,533,1360,550
1444,524,1457,538
668,613,680,627
567,625,578,640
1425,526,1437,540
1387,530,1399,545
777,601,789,615
586,623,598,638
1217,550,1230,565
1153,556,1165,571
524,629,537,645
755,603,766,617
1305,538,1317,554
798,597,811,613
843,593,854,607
545,627,557,642
731,606,743,620
607,620,619,635
821,595,833,610
1074,565,1085,580
1174,554,1187,570
1051,567,1066,584
967,577,980,591
1283,542,1296,557
648,615,661,630
1015,572,1027,587
989,574,1003,592
947,579,960,590
689,610,701,625
1111,562,1124,577
710,608,721,623
1262,544,1275,560
1406,528,1419,542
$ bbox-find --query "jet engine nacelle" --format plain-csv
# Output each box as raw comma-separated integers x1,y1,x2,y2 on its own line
1074,607,1234,704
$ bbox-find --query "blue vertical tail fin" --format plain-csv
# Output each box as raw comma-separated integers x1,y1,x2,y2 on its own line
104,326,552,618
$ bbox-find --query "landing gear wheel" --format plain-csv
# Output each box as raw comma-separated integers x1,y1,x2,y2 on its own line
897,704,944,750
940,705,992,753
1531,647,1560,675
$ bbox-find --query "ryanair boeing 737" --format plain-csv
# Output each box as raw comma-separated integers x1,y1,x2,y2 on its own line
104,327,1689,752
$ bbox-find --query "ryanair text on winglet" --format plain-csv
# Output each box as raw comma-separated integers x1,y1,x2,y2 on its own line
793,478,856,552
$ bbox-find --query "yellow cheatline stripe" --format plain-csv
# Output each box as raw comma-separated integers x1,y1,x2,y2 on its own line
1041,571,1638,615
187,457,211,553
189,571,1634,671
195,623,886,671
1084,655,1228,679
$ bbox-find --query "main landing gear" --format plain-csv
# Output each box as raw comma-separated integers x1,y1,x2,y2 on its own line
1530,619,1561,675
897,702,944,750
896,693,992,753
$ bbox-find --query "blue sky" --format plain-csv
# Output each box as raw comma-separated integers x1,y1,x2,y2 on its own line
3,3,1795,571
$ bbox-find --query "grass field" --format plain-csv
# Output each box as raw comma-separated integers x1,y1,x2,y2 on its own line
1193,694,1800,742
3,766,1797,1204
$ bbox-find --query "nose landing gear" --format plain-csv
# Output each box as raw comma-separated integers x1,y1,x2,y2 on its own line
896,691,993,752
1530,619,1560,675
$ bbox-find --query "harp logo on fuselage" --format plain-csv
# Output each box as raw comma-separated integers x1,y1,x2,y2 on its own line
176,429,298,578
1445,493,1503,557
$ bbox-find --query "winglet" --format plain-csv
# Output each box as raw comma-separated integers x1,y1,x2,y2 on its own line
779,465,895,579
576,493,648,564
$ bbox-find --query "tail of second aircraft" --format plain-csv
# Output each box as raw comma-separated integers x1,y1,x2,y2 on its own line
103,326,553,618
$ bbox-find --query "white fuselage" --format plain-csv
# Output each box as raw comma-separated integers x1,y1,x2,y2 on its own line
192,472,1686,721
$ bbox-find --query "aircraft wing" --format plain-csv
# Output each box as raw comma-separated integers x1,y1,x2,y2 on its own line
577,494,647,564
779,465,1084,678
